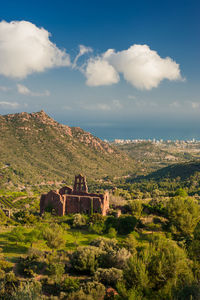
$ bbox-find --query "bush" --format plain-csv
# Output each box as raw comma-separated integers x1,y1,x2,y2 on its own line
117,216,137,235
100,247,131,270
123,234,138,254
94,267,123,287
89,223,104,234
90,237,118,252
47,262,65,284
18,255,45,278
71,246,103,274
10,281,42,300
43,223,65,250
129,200,143,218
105,215,137,235
123,235,194,299
73,214,87,228
108,227,117,239
89,213,105,225
61,276,80,293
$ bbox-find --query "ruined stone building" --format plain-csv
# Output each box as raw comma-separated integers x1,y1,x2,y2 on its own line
40,174,109,216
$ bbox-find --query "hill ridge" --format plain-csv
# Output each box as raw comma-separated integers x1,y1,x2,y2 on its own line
0,111,135,187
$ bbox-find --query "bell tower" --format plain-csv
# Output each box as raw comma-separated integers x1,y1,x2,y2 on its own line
73,174,88,193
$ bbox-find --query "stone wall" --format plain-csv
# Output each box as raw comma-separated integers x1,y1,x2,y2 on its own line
40,175,109,216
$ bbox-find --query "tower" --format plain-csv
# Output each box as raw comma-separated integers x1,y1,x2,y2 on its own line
73,174,88,193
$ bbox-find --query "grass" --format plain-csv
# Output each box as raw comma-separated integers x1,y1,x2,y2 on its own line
0,227,111,262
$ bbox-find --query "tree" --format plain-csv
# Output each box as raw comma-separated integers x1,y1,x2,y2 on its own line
43,224,65,250
166,197,200,239
123,234,193,299
129,200,143,218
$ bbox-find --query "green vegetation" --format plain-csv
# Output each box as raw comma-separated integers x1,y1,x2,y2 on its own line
0,111,135,188
1,112,200,298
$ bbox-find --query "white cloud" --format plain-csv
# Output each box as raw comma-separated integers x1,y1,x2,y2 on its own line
85,58,119,86
83,99,123,111
73,45,93,69
112,99,123,109
128,95,136,100
84,44,182,89
17,84,50,96
169,101,181,108
0,20,70,79
0,101,19,108
191,102,200,109
0,86,11,92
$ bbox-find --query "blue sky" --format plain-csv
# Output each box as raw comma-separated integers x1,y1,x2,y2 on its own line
0,0,199,140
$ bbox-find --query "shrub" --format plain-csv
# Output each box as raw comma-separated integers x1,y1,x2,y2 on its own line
89,213,105,225
94,268,123,287
100,247,131,270
82,281,106,300
105,215,137,235
90,237,118,252
71,246,103,274
123,235,194,299
123,234,138,254
10,281,42,300
18,255,45,278
73,214,87,228
61,276,80,293
43,223,65,250
117,216,137,235
129,200,143,218
108,227,117,239
47,262,65,284
88,223,104,234
67,289,93,300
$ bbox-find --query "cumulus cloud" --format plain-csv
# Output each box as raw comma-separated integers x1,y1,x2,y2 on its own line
0,101,19,108
84,44,182,89
73,45,93,69
85,58,119,86
17,84,50,96
0,20,70,79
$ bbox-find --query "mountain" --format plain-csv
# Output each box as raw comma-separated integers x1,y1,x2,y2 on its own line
0,111,135,188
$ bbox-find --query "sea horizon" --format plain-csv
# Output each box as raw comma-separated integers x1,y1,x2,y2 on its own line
83,126,200,142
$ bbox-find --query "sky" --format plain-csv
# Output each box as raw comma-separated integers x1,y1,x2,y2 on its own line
0,0,199,140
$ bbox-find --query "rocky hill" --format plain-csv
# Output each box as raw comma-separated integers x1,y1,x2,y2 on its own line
0,111,135,188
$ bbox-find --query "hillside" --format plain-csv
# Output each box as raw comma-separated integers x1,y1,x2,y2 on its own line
0,111,135,188
116,141,198,176
141,160,200,181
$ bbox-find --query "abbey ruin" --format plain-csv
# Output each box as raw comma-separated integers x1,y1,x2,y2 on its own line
40,174,109,216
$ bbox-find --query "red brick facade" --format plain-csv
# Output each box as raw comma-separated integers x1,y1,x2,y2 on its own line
40,175,109,216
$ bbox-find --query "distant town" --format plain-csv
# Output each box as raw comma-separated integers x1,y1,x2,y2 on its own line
107,138,200,145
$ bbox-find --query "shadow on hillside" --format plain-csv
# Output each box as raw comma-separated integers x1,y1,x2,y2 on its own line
0,240,28,255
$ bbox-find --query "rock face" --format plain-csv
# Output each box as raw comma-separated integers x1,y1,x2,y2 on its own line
40,174,109,216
